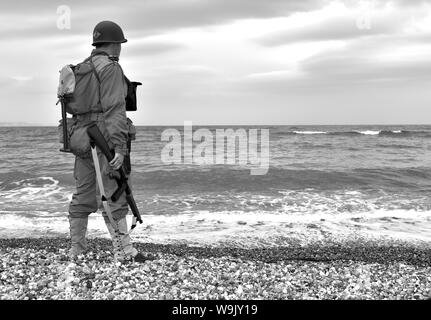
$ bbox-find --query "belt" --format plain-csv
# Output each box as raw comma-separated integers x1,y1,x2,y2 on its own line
74,112,104,122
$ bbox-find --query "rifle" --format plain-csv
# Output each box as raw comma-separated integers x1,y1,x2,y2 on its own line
87,123,143,228
57,96,72,153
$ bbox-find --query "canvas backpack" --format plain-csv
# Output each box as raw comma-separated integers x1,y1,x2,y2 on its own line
57,57,103,115
57,55,140,157
57,55,141,114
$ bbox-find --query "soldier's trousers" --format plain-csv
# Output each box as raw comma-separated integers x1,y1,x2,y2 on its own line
68,151,129,220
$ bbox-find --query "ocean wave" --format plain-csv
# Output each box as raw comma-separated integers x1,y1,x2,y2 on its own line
2,166,430,206
130,167,431,193
356,130,380,135
275,130,431,137
0,176,72,204
375,144,422,149
139,188,431,216
2,207,431,245
328,131,361,136
293,131,327,135
378,130,411,136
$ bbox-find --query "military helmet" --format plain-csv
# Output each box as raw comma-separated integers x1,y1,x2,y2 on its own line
92,21,127,46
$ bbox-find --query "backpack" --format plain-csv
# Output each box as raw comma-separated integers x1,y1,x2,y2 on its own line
57,55,140,157
57,57,101,115
57,56,141,113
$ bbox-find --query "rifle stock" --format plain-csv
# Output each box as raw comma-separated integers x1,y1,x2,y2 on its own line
87,123,143,224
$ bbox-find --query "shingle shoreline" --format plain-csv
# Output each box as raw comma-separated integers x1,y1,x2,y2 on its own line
1,237,430,266
1,237,431,300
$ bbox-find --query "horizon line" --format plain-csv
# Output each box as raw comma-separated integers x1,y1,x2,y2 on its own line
2,123,431,127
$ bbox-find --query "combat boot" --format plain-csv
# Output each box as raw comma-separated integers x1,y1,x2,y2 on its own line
68,216,88,258
103,216,139,262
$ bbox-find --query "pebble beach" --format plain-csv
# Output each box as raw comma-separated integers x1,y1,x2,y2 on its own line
1,237,430,300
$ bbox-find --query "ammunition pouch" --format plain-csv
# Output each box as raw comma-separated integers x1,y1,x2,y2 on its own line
61,113,105,158
69,121,93,158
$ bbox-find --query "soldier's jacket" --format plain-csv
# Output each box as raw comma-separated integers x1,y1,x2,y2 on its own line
90,48,129,156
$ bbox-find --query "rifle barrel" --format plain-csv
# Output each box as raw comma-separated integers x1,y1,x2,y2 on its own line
60,98,71,153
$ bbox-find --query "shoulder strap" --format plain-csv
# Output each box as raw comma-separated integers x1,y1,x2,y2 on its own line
82,56,101,83
89,60,101,84
83,54,123,111
82,56,102,106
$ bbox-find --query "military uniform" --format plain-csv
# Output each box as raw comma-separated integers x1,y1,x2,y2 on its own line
67,21,139,261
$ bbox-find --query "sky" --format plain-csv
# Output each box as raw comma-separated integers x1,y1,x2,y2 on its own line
0,0,430,125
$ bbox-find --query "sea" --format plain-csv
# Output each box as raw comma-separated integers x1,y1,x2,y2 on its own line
1,125,431,248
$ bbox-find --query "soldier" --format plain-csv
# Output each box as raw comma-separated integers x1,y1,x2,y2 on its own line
67,21,147,263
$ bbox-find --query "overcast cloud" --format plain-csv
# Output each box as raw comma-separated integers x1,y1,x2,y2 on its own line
0,0,430,125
